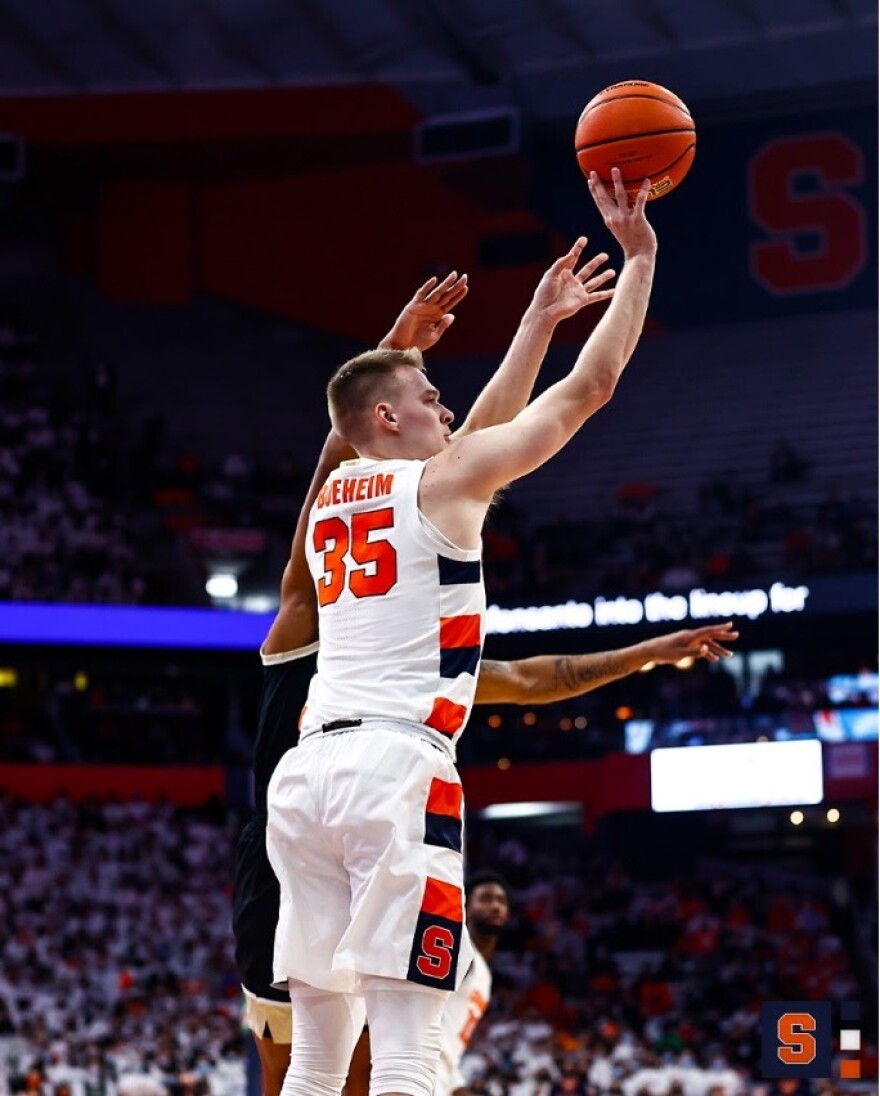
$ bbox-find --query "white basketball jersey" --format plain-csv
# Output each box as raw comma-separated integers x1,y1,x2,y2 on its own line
434,946,492,1095
302,458,485,753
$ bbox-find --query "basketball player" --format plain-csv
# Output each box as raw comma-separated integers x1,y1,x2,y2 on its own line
238,229,736,1096
263,169,661,1096
235,253,738,1096
429,871,510,1096
234,250,629,1094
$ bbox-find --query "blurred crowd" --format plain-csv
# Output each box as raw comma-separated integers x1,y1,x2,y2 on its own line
148,447,877,610
0,795,873,1096
484,476,875,608
0,312,874,609
0,327,171,605
456,829,874,1095
0,796,243,1096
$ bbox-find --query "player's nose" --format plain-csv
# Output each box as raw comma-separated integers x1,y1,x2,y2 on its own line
440,405,454,426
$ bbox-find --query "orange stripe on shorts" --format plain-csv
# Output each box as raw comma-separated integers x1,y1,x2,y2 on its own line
421,876,463,923
426,777,463,819
439,614,481,649
426,697,467,735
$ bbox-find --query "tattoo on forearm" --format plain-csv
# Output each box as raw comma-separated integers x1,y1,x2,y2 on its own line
551,653,624,695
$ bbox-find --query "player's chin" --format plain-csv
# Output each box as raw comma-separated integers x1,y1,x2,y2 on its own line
476,917,506,936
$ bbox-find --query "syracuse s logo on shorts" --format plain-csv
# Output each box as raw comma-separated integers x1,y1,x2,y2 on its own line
761,1001,862,1080
406,877,463,991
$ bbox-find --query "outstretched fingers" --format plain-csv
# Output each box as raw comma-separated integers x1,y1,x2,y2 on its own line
421,271,468,307
548,236,588,274
413,276,439,302
576,252,613,282
587,171,613,215
694,622,739,660
436,276,469,310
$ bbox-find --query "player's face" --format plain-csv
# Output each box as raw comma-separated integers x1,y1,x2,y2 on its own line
386,368,455,458
467,882,509,937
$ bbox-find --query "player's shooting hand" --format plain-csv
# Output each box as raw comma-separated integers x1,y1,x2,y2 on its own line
530,237,616,324
588,167,657,259
644,622,739,666
379,271,469,352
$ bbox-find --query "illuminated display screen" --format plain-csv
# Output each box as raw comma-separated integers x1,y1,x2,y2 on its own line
650,739,823,812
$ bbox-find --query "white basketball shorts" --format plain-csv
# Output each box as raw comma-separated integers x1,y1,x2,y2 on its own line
266,723,472,996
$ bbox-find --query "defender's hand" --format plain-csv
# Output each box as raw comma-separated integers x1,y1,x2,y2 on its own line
380,272,469,352
645,622,739,666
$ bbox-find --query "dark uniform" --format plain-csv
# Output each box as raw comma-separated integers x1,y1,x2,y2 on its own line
232,647,318,1004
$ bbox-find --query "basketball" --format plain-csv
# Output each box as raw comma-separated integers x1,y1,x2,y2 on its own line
575,80,696,201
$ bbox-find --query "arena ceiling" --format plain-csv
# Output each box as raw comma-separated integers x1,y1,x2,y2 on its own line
0,0,875,117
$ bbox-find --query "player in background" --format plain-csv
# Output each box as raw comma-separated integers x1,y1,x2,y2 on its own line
431,871,509,1096
265,169,663,1096
236,258,737,1096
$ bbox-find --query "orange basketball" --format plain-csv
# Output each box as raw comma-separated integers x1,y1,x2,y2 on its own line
575,80,696,201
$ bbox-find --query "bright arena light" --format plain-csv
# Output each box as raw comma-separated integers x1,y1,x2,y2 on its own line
790,810,805,826
827,807,841,823
480,801,580,820
206,573,238,599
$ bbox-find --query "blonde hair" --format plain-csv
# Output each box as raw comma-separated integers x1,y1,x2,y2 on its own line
327,346,424,440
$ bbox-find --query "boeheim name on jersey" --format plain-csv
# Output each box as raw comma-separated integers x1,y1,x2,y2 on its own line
303,457,485,754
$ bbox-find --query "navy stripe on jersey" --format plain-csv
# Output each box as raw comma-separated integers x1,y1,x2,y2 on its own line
425,812,463,852
438,556,481,586
440,645,481,679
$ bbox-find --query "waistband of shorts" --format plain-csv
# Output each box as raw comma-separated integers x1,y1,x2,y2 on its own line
299,716,455,760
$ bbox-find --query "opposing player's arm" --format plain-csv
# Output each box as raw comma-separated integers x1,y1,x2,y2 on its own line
262,430,355,655
378,271,469,352
474,624,738,706
454,241,615,438
264,276,467,654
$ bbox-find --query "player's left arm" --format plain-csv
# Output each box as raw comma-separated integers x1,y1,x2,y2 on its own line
453,239,615,437
474,623,738,705
262,429,355,654
265,278,468,654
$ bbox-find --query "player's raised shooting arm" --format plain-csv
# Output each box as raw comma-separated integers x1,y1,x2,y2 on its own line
262,430,355,655
454,242,616,437
474,625,738,705
426,172,656,506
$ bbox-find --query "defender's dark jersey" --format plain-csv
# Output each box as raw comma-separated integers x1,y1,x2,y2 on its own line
232,646,317,1001
251,648,318,814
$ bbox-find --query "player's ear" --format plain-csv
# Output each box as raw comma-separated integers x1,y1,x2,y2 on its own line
376,402,398,431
